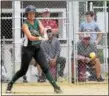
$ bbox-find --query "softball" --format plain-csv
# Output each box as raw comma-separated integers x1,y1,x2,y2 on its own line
89,52,96,59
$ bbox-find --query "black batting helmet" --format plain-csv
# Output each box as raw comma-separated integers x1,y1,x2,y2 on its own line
25,5,36,16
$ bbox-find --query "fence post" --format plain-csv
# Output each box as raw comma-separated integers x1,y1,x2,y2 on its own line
2,36,5,67
67,1,72,83
90,2,93,11
67,0,79,83
12,0,21,74
107,6,109,65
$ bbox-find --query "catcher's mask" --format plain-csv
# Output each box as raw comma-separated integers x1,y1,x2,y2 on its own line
25,5,37,17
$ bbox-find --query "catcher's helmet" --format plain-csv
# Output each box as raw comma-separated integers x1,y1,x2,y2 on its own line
25,5,36,16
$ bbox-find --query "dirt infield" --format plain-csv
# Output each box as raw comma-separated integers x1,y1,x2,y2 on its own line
1,82,108,95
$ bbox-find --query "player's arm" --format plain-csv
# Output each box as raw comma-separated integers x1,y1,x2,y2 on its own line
78,23,84,40
95,24,103,44
77,44,86,60
38,20,44,34
91,43,98,56
77,42,91,63
96,32,102,44
22,24,41,41
76,42,85,60
51,20,59,34
54,39,60,59
38,20,48,39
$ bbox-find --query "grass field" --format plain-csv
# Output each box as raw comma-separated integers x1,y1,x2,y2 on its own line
1,82,108,95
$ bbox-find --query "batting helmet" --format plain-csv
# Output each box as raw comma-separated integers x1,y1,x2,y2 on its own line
25,5,36,16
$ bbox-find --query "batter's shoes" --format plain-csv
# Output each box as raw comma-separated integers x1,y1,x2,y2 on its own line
6,83,13,93
54,86,62,93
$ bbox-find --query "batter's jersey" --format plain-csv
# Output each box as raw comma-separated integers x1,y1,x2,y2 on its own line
22,19,41,46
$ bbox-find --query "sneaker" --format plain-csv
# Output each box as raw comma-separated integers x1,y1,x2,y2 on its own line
97,76,104,82
38,78,46,82
38,76,46,83
54,86,62,93
23,76,28,83
6,83,13,93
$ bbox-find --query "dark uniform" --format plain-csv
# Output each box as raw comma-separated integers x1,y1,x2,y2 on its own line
6,5,62,93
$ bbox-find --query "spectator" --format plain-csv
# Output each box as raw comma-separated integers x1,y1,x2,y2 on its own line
79,11,102,45
41,8,59,36
72,34,104,82
41,29,66,81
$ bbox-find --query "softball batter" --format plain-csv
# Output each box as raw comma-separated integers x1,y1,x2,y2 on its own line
6,5,62,93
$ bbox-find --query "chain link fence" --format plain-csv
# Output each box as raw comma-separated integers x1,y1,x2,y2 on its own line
1,38,13,82
72,1,108,83
1,1,13,82
1,0,108,84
